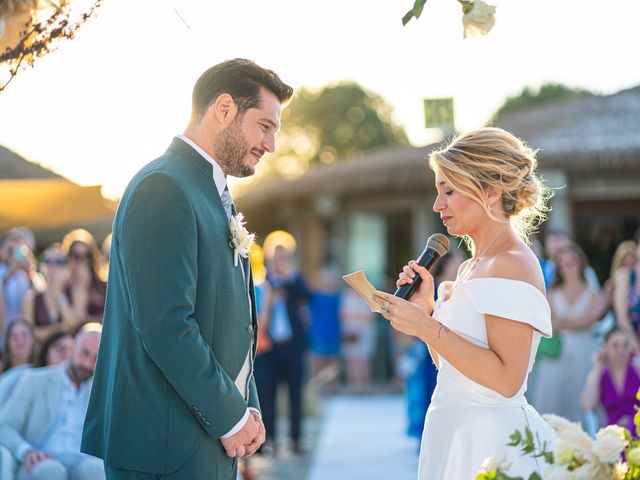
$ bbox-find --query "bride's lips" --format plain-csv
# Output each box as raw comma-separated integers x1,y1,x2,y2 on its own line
441,216,452,225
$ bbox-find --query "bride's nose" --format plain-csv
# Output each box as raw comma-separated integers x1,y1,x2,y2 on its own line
433,194,446,213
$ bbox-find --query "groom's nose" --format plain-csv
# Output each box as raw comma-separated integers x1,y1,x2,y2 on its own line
262,133,276,153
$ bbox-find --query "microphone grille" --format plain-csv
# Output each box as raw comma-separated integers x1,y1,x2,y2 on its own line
427,233,450,256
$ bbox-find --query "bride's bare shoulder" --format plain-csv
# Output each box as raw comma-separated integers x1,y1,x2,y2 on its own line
486,247,545,294
456,258,472,277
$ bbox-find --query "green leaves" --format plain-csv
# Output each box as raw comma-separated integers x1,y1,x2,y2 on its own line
508,430,522,446
402,0,427,26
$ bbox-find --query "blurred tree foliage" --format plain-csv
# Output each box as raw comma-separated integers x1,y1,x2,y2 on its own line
263,82,408,180
491,83,594,121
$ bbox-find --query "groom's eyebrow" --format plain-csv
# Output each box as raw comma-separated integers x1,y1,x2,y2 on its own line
261,118,279,130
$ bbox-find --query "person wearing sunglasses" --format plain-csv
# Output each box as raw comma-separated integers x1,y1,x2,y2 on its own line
61,229,107,326
22,243,77,343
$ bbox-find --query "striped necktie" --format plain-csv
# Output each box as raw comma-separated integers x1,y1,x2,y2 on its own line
221,185,234,220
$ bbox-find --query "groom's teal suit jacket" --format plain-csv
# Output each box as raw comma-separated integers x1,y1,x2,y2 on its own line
81,138,259,477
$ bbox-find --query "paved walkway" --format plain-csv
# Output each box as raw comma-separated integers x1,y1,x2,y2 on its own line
247,394,418,480
307,395,418,480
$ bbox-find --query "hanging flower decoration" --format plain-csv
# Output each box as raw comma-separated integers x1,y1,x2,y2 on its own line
0,0,102,92
403,0,497,39
460,0,496,38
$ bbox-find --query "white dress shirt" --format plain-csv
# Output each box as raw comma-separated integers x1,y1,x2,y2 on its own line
39,368,92,455
175,135,258,438
14,365,91,460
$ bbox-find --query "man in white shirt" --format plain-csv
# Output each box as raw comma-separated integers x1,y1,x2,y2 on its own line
0,324,103,480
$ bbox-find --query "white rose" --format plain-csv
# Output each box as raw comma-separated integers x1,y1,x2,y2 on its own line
462,0,496,38
553,438,576,465
570,457,608,480
478,456,505,473
543,414,593,451
544,464,572,480
613,461,629,480
593,425,628,463
628,446,640,465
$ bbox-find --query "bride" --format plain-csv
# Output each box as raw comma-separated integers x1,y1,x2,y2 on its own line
374,127,556,479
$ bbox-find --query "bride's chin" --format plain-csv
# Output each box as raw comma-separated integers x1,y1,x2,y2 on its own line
444,225,460,236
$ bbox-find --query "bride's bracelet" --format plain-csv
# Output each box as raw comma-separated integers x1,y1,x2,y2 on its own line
437,322,450,339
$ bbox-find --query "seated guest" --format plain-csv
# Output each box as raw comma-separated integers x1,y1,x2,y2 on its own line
22,244,77,343
582,328,640,435
37,331,74,367
0,319,37,404
0,323,104,480
0,318,36,374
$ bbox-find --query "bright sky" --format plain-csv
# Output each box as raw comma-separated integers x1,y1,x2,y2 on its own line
0,0,638,199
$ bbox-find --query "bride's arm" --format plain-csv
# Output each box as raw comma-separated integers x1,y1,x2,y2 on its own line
374,288,533,397
374,254,541,398
428,313,532,397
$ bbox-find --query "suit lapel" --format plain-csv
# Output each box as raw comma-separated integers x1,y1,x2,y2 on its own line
45,367,64,429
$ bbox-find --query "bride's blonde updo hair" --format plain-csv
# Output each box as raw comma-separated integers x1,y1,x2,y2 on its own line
428,127,550,242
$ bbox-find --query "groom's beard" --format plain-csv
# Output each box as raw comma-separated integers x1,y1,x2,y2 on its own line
215,118,253,178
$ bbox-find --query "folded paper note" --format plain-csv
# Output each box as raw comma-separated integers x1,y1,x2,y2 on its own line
342,270,382,313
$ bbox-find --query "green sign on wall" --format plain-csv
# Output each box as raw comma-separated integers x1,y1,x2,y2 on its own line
424,98,455,133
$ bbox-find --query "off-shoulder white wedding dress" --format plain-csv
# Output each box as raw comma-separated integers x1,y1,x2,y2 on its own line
418,278,556,480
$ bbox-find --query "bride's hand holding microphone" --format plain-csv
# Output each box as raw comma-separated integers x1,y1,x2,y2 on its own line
374,262,436,339
373,233,449,339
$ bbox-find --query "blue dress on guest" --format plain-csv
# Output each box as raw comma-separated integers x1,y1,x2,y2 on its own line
405,342,437,439
309,291,341,356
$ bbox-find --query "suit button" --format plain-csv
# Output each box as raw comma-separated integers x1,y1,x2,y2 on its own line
246,325,254,334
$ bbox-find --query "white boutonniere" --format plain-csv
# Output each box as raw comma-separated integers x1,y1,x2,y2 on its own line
229,212,255,266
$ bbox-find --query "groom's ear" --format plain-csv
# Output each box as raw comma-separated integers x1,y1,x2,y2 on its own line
210,93,238,126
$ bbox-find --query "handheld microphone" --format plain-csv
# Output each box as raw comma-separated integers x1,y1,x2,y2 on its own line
393,234,450,301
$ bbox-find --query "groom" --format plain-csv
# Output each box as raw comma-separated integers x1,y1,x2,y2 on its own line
81,59,293,479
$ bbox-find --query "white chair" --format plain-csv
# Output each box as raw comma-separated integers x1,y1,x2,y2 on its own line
0,445,16,480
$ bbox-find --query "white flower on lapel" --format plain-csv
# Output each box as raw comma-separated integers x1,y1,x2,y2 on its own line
229,213,255,266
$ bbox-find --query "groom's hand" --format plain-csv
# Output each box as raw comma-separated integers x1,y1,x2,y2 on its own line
243,411,266,457
220,414,259,458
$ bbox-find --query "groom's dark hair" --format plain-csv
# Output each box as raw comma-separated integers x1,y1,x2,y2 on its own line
191,58,293,120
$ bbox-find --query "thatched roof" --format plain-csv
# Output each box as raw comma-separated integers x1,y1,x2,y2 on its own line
0,145,68,180
494,86,640,173
237,144,436,208
0,145,114,244
237,85,640,210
